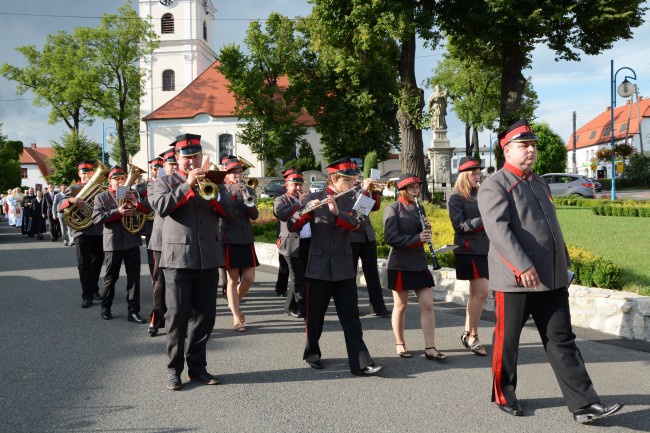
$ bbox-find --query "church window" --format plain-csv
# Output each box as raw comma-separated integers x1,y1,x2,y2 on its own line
203,21,208,41
161,14,174,34
219,134,233,161
162,70,175,91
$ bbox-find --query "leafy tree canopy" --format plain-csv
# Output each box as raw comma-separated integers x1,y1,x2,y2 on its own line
282,140,321,173
531,121,567,175
48,130,101,185
0,126,23,191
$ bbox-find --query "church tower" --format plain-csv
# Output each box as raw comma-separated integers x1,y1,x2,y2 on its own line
139,0,217,121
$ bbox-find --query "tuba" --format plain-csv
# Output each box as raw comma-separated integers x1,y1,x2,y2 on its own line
64,160,109,231
120,164,147,234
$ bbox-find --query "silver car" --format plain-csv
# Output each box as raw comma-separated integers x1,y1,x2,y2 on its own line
540,173,595,198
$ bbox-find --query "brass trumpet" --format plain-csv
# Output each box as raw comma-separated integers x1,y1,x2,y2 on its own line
64,160,109,231
190,162,218,200
368,179,395,192
120,164,147,234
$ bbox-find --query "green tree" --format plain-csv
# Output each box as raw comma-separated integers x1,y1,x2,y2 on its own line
217,14,309,176
48,131,101,185
76,3,159,169
436,0,646,127
0,126,23,191
108,114,140,166
624,153,650,186
293,4,399,164
363,151,379,179
1,31,93,132
282,140,320,173
531,122,567,174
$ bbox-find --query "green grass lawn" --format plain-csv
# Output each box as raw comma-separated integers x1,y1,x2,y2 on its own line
556,207,650,295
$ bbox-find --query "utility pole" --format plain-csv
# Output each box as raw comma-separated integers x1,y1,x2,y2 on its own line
572,111,577,174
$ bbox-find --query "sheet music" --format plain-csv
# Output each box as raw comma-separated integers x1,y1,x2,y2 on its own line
434,244,458,254
370,168,381,181
353,194,375,216
115,186,131,201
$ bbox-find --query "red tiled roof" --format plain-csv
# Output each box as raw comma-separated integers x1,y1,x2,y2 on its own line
20,145,55,178
568,98,650,149
144,61,316,126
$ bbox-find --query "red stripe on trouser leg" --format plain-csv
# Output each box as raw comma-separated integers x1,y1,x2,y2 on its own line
492,292,507,404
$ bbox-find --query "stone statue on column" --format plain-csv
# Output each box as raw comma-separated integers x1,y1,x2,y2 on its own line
428,84,449,131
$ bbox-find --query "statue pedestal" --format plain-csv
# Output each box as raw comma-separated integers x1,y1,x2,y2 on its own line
428,128,453,199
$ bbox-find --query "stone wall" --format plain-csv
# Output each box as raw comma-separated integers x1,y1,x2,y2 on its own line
254,242,650,342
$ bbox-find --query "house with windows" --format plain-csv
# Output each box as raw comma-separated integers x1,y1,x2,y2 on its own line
19,143,54,190
566,97,650,178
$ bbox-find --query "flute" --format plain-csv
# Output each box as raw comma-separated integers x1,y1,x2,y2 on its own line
297,185,360,217
414,198,441,270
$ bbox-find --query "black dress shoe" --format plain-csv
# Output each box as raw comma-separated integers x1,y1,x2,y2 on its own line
127,312,145,324
148,326,159,337
93,292,102,301
573,402,623,423
166,374,182,391
497,402,523,416
288,312,305,318
353,364,384,376
80,299,92,308
101,308,112,320
307,360,323,370
374,309,392,318
189,372,220,385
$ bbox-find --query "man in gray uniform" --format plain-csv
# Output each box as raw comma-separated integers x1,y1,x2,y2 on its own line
152,134,237,391
477,119,622,422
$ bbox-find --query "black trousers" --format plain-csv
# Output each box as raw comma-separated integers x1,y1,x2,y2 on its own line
492,288,599,411
284,238,310,315
164,267,218,376
351,240,388,314
145,233,154,278
48,215,60,240
101,247,141,313
275,254,289,295
149,250,166,328
75,234,104,301
304,277,373,373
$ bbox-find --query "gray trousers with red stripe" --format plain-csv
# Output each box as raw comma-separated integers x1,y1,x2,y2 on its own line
492,288,599,411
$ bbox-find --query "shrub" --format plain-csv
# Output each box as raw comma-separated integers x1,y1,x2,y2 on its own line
567,245,622,289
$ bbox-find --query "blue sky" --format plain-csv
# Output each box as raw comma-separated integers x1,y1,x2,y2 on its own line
1,0,649,165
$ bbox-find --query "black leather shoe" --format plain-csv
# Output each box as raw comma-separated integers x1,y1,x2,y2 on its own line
166,374,182,391
288,312,305,318
374,309,392,318
101,308,112,320
148,326,159,337
353,364,384,376
573,402,623,423
127,312,145,324
307,360,323,370
81,299,92,309
497,402,523,416
93,292,102,301
189,372,220,385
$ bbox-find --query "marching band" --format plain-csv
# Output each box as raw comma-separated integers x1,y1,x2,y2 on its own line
5,126,622,423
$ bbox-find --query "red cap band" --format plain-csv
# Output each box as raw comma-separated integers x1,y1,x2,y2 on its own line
174,139,201,151
397,176,420,190
78,163,94,170
459,160,480,172
286,173,304,183
224,160,244,171
500,124,534,148
327,162,357,174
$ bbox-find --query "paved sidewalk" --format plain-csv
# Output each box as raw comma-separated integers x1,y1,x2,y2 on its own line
0,222,648,432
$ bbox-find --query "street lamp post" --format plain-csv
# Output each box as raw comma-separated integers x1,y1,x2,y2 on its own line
610,60,637,201
102,122,116,165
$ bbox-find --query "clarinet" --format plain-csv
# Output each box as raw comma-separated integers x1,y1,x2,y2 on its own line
414,198,441,270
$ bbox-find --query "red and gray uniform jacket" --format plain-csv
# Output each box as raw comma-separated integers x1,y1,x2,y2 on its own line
383,196,429,272
219,183,259,245
447,188,489,256
477,162,570,292
92,189,145,252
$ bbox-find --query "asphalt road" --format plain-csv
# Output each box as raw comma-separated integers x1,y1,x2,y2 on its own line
0,222,648,433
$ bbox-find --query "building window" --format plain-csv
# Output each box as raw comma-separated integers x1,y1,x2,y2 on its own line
203,21,208,41
161,14,174,34
452,159,458,169
218,134,233,162
602,127,611,136
619,123,627,132
162,70,175,91
21,168,28,179
589,131,596,139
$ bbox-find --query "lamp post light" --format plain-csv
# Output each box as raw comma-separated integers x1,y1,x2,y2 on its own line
102,122,116,165
610,60,637,201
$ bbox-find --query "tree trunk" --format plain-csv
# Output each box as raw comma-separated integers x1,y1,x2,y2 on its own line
118,119,127,170
500,41,527,128
396,33,430,200
472,127,479,157
465,123,471,156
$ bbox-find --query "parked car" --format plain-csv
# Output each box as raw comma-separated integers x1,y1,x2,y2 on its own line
309,180,326,193
588,178,603,192
260,179,285,198
540,173,595,198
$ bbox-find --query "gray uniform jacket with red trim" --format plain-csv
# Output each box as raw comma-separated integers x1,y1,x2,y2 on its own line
135,180,153,237
60,183,104,239
92,189,144,252
447,188,489,256
383,197,429,272
477,162,570,292
147,180,162,252
273,192,302,258
219,183,259,245
346,189,381,243
288,187,361,281
152,171,236,270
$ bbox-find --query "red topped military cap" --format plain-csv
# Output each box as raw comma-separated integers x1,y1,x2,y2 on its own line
326,157,360,176
173,133,202,156
498,119,538,148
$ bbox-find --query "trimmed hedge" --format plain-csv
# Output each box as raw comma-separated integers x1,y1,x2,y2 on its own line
567,245,623,289
592,204,650,217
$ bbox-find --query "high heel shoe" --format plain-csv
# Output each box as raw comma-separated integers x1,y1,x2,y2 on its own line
396,343,412,358
424,347,447,361
467,334,487,356
461,331,470,349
